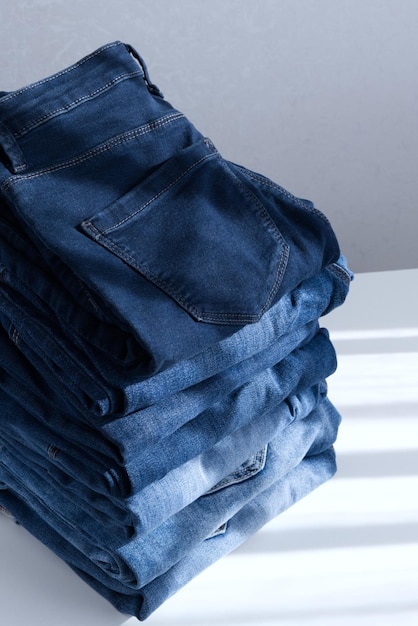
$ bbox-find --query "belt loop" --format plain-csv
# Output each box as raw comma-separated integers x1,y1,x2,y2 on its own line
0,121,27,173
125,43,164,98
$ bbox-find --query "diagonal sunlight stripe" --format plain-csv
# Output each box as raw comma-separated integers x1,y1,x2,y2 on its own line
327,351,418,407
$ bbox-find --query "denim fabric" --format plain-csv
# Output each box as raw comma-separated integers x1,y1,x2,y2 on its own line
0,434,131,531
136,449,336,621
0,326,119,461
0,378,331,542
0,208,142,365
0,41,340,376
0,447,336,620
0,377,333,537
0,250,351,420
0,326,336,501
108,327,336,497
0,392,339,593
0,41,353,621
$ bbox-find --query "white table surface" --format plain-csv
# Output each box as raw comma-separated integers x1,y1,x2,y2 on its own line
1,267,418,625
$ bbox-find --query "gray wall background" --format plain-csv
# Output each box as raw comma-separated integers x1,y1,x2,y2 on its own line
1,0,417,273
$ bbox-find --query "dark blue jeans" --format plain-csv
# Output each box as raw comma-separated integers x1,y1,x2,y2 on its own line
0,41,340,378
0,250,351,420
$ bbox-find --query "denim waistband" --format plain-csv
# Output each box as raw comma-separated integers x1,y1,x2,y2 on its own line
0,42,165,174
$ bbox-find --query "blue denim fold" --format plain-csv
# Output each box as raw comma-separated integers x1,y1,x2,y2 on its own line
0,446,336,621
0,392,339,594
0,376,334,538
0,326,336,501
0,256,351,420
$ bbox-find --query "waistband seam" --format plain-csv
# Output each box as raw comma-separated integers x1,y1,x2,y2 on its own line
14,70,144,139
0,112,186,192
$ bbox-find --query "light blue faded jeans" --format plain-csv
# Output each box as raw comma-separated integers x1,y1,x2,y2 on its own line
0,326,336,503
0,441,336,620
0,392,339,608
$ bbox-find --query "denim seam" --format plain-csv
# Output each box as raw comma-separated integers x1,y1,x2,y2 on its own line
95,152,216,233
0,121,27,171
233,164,335,229
219,159,290,318
11,326,19,346
0,42,125,103
75,278,105,316
0,112,186,192
205,445,268,495
14,70,145,138
83,223,286,324
82,153,289,324
327,261,353,286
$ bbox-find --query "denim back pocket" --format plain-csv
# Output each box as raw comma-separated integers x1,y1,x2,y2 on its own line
80,139,288,325
204,446,268,540
205,445,268,496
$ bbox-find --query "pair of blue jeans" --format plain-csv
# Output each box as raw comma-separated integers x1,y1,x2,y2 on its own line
0,41,341,378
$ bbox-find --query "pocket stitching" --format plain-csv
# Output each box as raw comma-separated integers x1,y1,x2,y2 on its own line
204,445,268,495
100,152,215,234
81,148,290,324
233,163,335,228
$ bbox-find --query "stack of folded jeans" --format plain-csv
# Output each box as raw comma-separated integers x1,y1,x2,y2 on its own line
0,42,353,620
